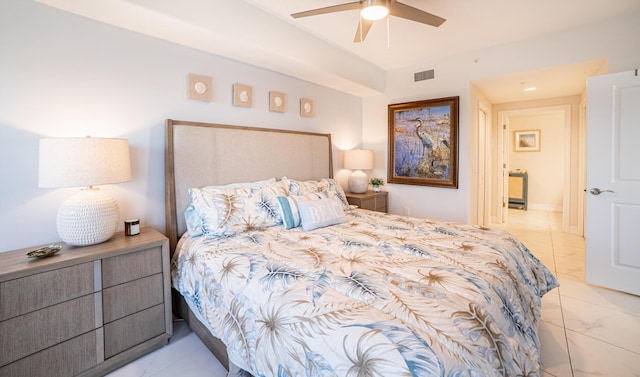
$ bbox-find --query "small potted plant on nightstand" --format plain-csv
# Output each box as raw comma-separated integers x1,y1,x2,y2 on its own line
369,177,384,192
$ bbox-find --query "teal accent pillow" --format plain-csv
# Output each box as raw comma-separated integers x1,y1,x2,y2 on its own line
277,196,299,229
297,197,347,231
277,192,325,229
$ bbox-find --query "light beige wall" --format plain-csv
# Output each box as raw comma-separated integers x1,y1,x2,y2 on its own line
508,112,565,211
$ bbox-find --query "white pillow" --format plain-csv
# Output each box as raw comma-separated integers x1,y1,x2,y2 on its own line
297,197,347,231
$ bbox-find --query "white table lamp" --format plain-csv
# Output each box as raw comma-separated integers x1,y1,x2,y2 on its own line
344,149,374,194
39,137,131,246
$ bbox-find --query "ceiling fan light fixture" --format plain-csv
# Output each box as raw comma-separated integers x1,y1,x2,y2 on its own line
361,0,389,21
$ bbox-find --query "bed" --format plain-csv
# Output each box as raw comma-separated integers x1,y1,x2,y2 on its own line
165,119,558,377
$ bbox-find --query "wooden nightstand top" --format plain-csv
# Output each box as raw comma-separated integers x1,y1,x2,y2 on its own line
345,190,388,199
0,227,167,281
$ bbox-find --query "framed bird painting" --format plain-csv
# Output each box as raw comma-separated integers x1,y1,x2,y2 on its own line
388,96,459,188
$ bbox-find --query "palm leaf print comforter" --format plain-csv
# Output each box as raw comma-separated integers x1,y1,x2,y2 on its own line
172,209,558,377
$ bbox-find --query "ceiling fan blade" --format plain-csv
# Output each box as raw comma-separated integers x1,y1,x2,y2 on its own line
353,18,374,43
291,2,360,19
389,2,446,27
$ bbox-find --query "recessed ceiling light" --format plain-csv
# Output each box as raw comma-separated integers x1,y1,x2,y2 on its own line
520,81,536,92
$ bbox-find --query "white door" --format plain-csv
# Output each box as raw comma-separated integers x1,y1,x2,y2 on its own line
586,70,640,296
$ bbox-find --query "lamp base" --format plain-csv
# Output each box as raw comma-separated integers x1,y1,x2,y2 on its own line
348,170,369,194
56,188,119,246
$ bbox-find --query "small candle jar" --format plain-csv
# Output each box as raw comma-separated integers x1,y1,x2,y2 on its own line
124,219,140,236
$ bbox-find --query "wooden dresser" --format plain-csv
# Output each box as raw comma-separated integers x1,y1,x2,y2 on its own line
346,190,388,213
0,228,171,377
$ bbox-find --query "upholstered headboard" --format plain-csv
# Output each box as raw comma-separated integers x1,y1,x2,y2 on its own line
165,119,333,252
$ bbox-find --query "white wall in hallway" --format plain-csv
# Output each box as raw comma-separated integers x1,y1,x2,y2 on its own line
508,111,565,212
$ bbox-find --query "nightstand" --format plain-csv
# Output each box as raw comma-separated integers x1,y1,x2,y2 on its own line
346,190,388,213
0,228,171,377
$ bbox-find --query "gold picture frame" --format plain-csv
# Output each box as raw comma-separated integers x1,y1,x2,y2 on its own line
233,83,253,108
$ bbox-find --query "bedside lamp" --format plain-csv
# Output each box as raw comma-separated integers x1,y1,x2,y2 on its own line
344,149,374,194
39,137,132,246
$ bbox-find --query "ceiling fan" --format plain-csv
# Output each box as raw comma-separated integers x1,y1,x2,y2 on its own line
291,0,446,43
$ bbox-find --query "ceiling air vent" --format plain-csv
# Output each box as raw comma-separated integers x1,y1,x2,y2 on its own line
414,69,435,82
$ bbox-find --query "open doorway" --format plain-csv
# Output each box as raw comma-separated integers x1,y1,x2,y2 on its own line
470,59,602,235
496,106,571,229
482,100,584,236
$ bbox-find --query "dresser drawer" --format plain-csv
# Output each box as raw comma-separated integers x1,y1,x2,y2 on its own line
346,191,388,213
102,247,162,288
0,262,96,321
104,304,165,359
103,273,164,323
0,331,99,377
0,293,99,366
359,197,376,211
358,197,386,212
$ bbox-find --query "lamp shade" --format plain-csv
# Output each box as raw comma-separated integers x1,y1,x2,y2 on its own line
344,149,374,194
39,137,131,188
38,137,132,246
343,149,374,170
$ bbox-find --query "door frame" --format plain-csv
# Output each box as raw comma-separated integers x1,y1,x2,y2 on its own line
476,103,490,225
488,104,578,234
579,97,588,236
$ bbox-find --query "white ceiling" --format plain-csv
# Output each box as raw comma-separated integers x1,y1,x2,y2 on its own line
245,0,632,70
36,0,640,100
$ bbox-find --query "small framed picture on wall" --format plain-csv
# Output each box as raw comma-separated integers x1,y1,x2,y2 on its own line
233,83,253,108
300,98,315,117
514,130,540,152
269,91,286,113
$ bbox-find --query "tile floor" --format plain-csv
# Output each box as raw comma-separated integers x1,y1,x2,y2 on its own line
108,209,640,377
503,209,640,377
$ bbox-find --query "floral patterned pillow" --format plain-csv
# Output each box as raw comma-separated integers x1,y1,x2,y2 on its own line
184,178,276,236
281,177,350,210
187,180,287,239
